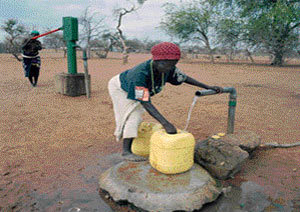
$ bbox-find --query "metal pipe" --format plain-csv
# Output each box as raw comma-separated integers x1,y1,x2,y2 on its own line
75,45,91,98
66,41,77,74
82,49,90,98
195,87,237,134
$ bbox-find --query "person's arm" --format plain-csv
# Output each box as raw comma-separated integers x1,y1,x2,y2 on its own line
37,40,42,50
21,38,31,50
184,75,223,93
140,101,177,134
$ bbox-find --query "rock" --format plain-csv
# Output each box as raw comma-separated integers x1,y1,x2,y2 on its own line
194,138,249,180
239,181,271,212
221,130,261,154
99,161,222,212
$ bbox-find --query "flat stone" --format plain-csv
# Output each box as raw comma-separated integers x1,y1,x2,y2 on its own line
99,161,222,212
221,130,261,153
195,138,249,180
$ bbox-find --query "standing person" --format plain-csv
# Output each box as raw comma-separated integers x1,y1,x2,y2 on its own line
108,42,223,162
21,30,42,87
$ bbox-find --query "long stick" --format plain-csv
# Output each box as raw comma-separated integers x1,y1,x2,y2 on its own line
259,142,300,148
31,27,62,40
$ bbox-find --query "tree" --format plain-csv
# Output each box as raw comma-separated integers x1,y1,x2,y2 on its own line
79,7,106,58
161,1,216,63
0,42,5,53
90,32,120,58
208,0,300,66
1,19,27,61
113,0,147,64
215,18,255,63
43,31,66,56
126,38,145,52
216,19,241,61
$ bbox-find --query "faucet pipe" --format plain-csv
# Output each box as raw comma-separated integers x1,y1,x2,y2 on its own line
195,87,237,134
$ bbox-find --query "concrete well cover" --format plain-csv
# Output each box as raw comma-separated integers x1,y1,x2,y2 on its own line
99,161,222,212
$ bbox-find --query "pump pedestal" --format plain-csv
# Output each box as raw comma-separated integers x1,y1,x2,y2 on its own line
99,161,222,212
55,73,90,97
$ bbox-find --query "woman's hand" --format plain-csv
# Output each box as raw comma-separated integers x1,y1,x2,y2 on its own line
163,122,177,134
209,86,223,93
141,101,177,134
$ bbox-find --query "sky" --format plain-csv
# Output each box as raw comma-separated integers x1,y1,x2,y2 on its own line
0,0,182,42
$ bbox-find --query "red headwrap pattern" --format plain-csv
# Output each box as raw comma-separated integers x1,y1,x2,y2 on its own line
151,42,181,60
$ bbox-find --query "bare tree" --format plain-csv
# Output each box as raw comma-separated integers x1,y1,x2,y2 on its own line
92,32,120,58
113,0,147,64
245,48,254,63
43,31,66,56
79,6,106,58
1,19,27,61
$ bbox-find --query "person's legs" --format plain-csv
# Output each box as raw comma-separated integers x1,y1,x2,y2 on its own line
122,137,146,161
108,75,146,162
122,138,133,156
28,70,34,86
32,65,40,86
23,58,31,78
121,108,146,162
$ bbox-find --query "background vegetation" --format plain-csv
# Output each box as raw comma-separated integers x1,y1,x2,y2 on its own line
1,0,299,66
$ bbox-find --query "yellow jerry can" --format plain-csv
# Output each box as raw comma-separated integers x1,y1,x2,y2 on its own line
149,130,195,174
131,122,163,157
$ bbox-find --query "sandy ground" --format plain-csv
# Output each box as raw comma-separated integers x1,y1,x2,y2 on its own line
0,51,299,211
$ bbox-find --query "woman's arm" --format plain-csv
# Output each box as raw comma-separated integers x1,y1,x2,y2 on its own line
184,76,223,93
21,38,31,50
140,101,177,134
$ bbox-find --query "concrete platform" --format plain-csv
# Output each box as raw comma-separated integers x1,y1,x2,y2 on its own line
54,73,90,97
99,161,222,212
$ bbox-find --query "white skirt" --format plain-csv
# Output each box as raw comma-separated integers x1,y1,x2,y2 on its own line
108,75,145,141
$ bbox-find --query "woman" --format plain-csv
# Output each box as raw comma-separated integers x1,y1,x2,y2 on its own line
22,30,42,87
108,42,223,161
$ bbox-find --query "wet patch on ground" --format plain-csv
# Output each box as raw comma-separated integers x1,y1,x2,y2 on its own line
0,153,123,212
97,154,298,212
1,153,299,211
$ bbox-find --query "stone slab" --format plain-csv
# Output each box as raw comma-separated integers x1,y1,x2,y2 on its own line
221,130,261,153
99,161,222,212
195,138,249,180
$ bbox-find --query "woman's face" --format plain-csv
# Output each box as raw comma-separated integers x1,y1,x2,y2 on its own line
153,60,178,74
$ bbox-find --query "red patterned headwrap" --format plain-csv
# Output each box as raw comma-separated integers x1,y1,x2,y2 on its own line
151,42,181,60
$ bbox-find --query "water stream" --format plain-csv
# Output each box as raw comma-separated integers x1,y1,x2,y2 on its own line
184,96,199,131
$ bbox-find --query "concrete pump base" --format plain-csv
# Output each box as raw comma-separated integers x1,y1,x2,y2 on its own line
99,161,222,212
55,73,90,97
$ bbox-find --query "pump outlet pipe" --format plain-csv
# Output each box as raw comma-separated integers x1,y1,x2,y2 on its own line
82,48,90,98
195,87,237,134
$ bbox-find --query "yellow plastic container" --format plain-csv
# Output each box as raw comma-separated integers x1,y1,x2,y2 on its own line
131,122,163,157
149,130,195,174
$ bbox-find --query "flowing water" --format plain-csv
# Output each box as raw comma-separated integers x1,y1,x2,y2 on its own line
184,96,199,131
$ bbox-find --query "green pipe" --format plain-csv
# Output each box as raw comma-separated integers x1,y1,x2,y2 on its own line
66,41,77,74
227,87,237,134
195,87,237,134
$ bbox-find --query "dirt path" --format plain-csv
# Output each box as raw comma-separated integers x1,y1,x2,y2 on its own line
0,52,299,211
